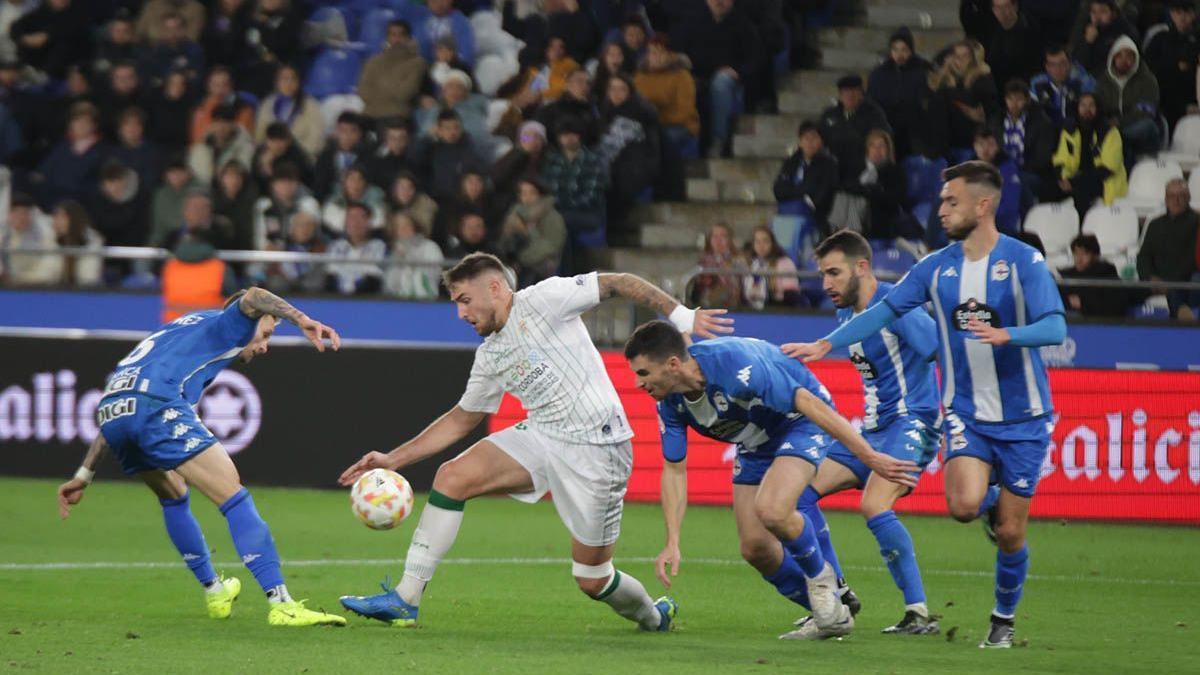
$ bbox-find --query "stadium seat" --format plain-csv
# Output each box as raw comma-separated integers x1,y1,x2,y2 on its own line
869,239,916,279
1081,203,1139,276
305,46,365,99
1122,158,1183,215
1158,114,1200,170
1188,169,1200,208
1131,294,1171,320
358,8,397,55
901,155,947,205
1021,200,1079,270
319,94,365,135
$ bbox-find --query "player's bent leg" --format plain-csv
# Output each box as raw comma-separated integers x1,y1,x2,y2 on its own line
141,470,241,618
573,540,675,632
983,488,1032,648
175,444,345,627
861,475,938,635
757,457,850,633
943,455,993,523
342,440,536,626
733,485,809,611
802,460,862,605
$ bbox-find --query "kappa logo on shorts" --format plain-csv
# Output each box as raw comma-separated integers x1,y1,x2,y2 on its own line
185,438,202,451
809,434,826,446
96,398,137,426
171,423,191,439
162,409,181,423
806,447,819,458
905,429,923,443
1014,478,1030,490
779,442,794,450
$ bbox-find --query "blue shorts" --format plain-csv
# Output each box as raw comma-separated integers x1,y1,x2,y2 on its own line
732,420,830,486
826,413,942,486
97,394,218,475
943,412,1054,498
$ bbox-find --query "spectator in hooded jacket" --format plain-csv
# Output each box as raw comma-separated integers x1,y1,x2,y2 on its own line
1094,35,1161,165
596,73,660,245
1072,0,1140,75
1142,0,1199,129
868,27,933,159
360,19,428,123
819,74,892,188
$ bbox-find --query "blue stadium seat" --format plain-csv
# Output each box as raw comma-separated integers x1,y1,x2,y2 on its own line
901,155,946,205
304,46,365,99
949,147,974,164
869,239,916,278
359,7,397,54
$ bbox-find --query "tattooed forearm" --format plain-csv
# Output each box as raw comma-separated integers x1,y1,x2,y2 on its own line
240,287,308,325
597,273,679,315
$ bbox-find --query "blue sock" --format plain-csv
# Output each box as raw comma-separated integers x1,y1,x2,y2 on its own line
762,550,811,610
797,486,844,581
160,491,217,587
976,484,1001,519
782,512,827,578
994,546,1029,618
867,510,927,606
219,488,285,594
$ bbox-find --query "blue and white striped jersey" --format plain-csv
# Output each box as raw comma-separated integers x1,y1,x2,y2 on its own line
102,303,258,405
657,337,833,462
882,235,1064,424
835,282,940,431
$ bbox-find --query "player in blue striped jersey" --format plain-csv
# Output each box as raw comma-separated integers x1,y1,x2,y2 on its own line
785,161,1067,648
790,230,943,637
55,288,347,627
624,324,919,639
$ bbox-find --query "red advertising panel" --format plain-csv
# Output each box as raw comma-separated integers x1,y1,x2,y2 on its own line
490,353,1200,524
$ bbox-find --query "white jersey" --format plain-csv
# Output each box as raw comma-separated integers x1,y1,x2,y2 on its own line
457,272,633,446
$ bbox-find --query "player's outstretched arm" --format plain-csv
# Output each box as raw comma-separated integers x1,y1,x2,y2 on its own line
656,459,688,588
238,287,341,352
782,302,899,362
338,405,488,485
57,434,108,519
793,389,920,488
597,272,734,339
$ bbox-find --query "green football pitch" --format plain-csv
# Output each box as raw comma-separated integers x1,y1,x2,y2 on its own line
2,477,1197,674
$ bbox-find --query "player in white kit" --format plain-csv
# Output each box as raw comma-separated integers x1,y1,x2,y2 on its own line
338,253,732,630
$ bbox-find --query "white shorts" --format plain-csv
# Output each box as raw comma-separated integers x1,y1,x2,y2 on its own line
488,422,633,547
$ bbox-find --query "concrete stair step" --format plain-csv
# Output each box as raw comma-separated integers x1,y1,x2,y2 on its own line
633,202,776,232
866,4,959,30
780,68,858,101
866,0,958,10
687,157,783,182
732,134,790,159
609,246,701,278
818,26,963,55
686,178,776,204
640,223,706,249
821,46,886,72
739,113,814,138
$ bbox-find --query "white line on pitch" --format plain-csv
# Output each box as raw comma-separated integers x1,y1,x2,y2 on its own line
1,557,1197,588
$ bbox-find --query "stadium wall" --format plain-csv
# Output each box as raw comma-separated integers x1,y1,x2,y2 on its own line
1,289,1198,370
2,328,1199,524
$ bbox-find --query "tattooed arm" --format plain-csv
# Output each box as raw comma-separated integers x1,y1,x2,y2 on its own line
597,273,734,338
237,287,342,351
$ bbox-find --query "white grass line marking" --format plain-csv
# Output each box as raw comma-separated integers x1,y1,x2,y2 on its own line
1,557,1197,587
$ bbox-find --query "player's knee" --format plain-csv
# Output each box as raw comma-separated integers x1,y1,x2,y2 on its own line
739,540,776,570
994,520,1026,551
575,576,609,598
946,495,979,523
859,498,888,521
431,460,473,501
754,500,792,535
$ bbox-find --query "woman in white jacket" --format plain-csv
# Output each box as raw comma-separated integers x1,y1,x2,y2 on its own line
46,199,105,286
383,212,444,300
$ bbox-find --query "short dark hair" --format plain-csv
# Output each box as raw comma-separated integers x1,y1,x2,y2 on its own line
437,108,462,124
10,191,35,209
265,121,291,140
212,103,238,121
814,229,872,262
336,111,363,128
346,201,372,218
797,120,820,138
973,126,997,141
388,18,412,35
624,320,689,362
1044,43,1068,58
100,160,128,182
118,106,146,126
1070,233,1101,256
1004,78,1030,96
942,160,1003,192
442,252,509,288
271,161,300,182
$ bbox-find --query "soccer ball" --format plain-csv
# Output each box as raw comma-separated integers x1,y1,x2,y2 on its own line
350,469,414,530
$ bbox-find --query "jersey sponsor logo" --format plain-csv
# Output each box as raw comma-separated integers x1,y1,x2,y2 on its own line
96,397,137,426
849,352,878,379
103,367,141,396
706,418,749,439
736,365,753,386
991,260,1011,282
952,298,1001,330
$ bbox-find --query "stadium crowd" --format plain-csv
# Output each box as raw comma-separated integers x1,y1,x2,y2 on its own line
0,0,1196,320
705,0,1200,320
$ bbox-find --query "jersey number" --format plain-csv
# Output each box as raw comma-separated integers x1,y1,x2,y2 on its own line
117,330,167,366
